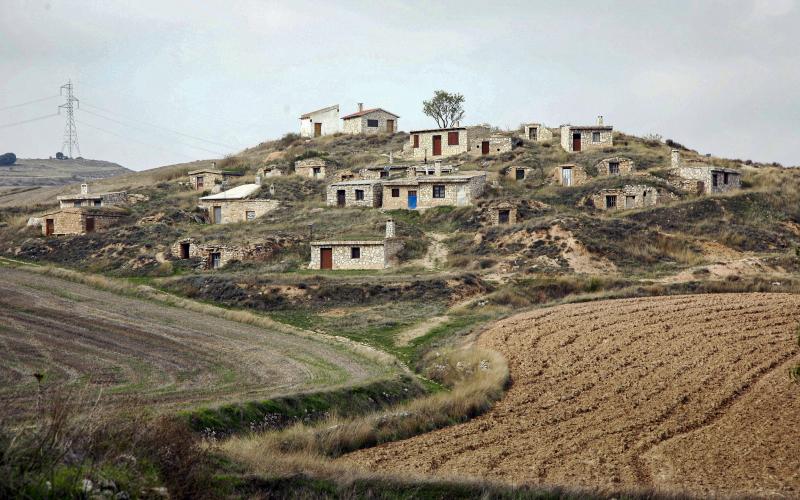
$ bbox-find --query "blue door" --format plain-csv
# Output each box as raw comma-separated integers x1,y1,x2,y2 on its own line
407,190,417,209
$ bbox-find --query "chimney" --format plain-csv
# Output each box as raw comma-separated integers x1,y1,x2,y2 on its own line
434,161,442,176
671,149,681,169
80,183,88,195
211,161,216,168
597,115,604,125
385,218,395,239
357,102,364,112
407,166,417,178
255,174,262,186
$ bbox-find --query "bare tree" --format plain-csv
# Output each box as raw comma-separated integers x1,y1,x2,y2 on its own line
423,90,465,128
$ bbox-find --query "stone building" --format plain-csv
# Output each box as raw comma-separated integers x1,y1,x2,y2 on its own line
341,104,399,135
404,127,468,161
360,165,408,180
257,165,284,178
309,219,402,270
560,116,614,152
381,170,486,210
555,164,588,187
326,179,383,208
595,157,634,177
188,168,243,191
58,183,128,208
487,201,518,225
670,150,742,194
521,123,553,142
41,207,126,236
506,166,535,181
299,104,339,138
294,158,331,180
170,238,275,269
199,184,279,224
589,185,659,211
468,134,513,157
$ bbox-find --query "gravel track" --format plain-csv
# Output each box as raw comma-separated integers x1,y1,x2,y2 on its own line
345,293,800,497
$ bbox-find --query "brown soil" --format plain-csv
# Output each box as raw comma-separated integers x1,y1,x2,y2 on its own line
0,267,384,418
345,294,800,497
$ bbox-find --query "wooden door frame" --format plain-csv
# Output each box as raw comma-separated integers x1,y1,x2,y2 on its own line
320,248,333,269
314,122,322,137
432,135,442,156
337,189,346,207
386,119,394,133
45,218,54,236
481,141,490,155
572,133,582,152
85,217,95,233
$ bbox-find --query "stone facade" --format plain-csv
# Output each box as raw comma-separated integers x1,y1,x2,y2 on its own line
589,185,659,211
487,201,518,225
188,169,242,191
521,123,553,142
669,150,741,194
381,172,486,210
170,238,275,269
595,157,634,177
41,207,125,236
58,184,128,208
468,135,513,157
309,220,402,270
506,166,535,181
404,128,468,161
326,179,383,208
341,107,399,135
257,166,284,178
295,158,331,180
299,104,339,138
560,118,614,152
199,199,279,224
554,164,588,187
360,165,408,180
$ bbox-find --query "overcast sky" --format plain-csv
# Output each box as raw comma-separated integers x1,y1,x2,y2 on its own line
1,0,798,170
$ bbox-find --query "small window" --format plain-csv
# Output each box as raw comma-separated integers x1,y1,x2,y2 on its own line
515,168,525,180
313,167,321,175
73,201,81,207
606,195,617,208
391,188,400,198
355,189,364,201
592,131,601,142
380,171,388,178
413,134,419,148
608,162,620,175
246,210,256,220
367,119,379,127
712,173,719,187
94,200,102,207
447,131,459,145
351,247,361,259
433,185,445,198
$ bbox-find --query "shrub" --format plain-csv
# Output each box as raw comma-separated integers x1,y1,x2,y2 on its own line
0,152,16,166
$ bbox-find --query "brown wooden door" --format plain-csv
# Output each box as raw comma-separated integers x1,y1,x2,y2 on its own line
180,242,190,259
481,141,490,155
85,217,95,233
386,120,394,133
432,135,442,156
314,123,322,137
337,190,346,207
572,133,581,151
45,219,54,236
196,176,204,190
320,248,333,269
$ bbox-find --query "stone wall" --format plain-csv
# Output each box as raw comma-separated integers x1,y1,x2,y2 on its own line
488,204,518,225
404,129,468,160
589,185,659,211
309,241,388,270
521,124,553,142
382,173,485,210
326,181,383,208
595,157,634,177
342,110,398,135
674,165,742,194
554,164,588,186
560,126,613,152
42,209,122,235
199,199,279,224
294,158,331,180
189,171,223,190
468,135,513,157
505,166,535,181
170,238,276,269
59,191,129,208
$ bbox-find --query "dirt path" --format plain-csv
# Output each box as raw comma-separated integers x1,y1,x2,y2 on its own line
407,232,449,269
344,293,800,497
395,315,450,347
0,267,388,418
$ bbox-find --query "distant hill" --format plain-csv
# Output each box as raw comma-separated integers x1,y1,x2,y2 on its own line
0,158,131,188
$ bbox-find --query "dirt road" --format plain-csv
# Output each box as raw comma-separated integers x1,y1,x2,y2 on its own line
0,267,387,417
346,294,800,497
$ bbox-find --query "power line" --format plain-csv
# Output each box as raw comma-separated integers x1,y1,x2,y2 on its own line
82,102,240,150
59,80,81,157
76,119,199,161
0,95,60,112
79,107,228,157
0,113,60,129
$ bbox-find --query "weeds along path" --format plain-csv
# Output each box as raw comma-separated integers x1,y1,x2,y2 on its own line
345,293,800,497
0,266,394,419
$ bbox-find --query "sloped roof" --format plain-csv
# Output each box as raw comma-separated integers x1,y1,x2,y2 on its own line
341,108,399,120
57,190,125,201
409,127,466,134
300,104,339,119
40,206,127,217
200,184,261,200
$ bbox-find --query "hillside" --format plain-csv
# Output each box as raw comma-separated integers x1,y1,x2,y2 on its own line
0,157,131,188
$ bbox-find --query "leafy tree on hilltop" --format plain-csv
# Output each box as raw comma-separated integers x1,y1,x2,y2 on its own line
423,90,465,128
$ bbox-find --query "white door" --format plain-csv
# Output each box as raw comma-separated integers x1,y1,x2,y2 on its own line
456,187,468,206
562,168,572,186
213,206,222,224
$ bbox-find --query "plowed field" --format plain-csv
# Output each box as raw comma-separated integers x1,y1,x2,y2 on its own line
346,294,800,497
0,267,385,417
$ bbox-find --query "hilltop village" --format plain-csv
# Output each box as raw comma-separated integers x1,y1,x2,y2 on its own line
27,100,749,273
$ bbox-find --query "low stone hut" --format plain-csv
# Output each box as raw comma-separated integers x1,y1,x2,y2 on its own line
554,164,588,187
41,207,126,236
595,157,634,177
257,165,284,178
404,127,468,161
294,158,331,180
309,220,403,270
360,165,408,180
560,116,613,152
341,104,399,135
199,184,279,224
57,183,128,208
521,123,553,142
468,134,513,156
589,185,658,211
506,166,535,181
670,150,741,194
381,170,486,210
488,201,518,225
171,238,275,269
327,179,383,208
188,168,242,191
